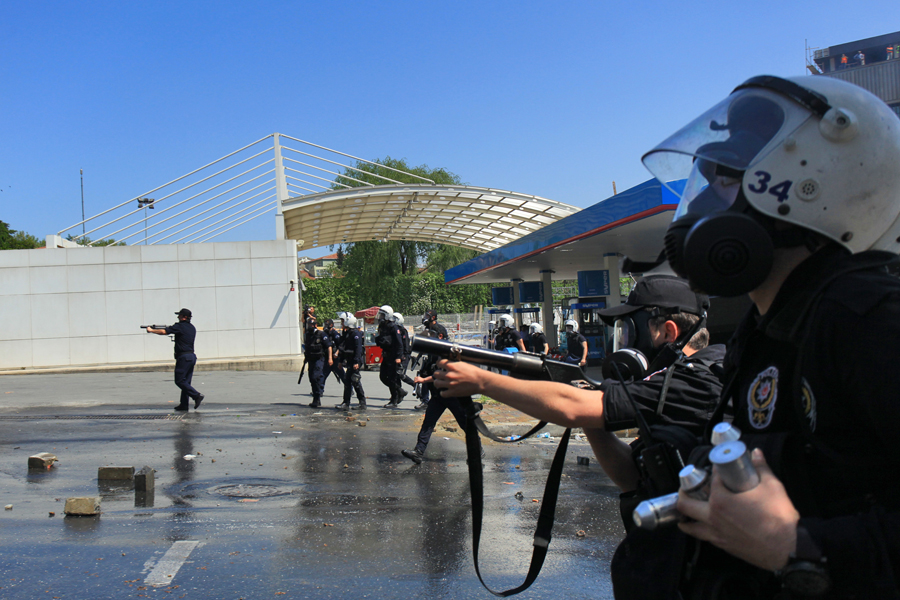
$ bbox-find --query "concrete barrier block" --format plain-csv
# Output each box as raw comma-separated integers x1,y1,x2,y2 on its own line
64,497,101,516
28,452,58,469
134,466,155,492
98,466,134,481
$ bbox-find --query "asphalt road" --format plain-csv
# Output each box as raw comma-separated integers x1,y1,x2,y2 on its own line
0,370,625,600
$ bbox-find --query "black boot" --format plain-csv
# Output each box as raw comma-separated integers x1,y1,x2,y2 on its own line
335,402,350,410
401,449,424,464
308,396,321,408
352,397,367,410
383,391,398,408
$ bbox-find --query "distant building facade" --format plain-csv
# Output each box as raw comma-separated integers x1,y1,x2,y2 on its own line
812,30,900,117
298,253,338,279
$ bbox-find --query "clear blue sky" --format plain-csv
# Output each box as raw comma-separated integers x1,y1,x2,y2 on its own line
2,1,896,257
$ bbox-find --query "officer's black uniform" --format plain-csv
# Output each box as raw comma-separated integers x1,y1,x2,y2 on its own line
376,321,405,405
338,326,367,410
601,344,725,435
402,330,478,464
493,328,521,351
322,324,345,386
565,330,588,364
166,320,203,410
304,326,332,407
677,247,900,599
530,331,548,353
606,343,727,600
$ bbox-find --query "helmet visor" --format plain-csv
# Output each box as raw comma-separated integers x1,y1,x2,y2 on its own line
642,88,814,220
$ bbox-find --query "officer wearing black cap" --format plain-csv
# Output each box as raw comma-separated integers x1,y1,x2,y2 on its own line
303,316,332,408
435,274,723,474
434,275,725,595
146,308,205,411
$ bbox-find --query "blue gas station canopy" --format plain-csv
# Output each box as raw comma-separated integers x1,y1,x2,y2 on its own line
445,179,681,284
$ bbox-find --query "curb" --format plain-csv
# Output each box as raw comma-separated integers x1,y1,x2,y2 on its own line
0,356,303,377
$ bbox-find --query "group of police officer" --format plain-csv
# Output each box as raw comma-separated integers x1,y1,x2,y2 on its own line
302,307,367,410
432,75,900,598
302,305,447,411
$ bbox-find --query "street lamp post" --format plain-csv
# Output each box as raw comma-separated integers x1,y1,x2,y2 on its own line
137,197,155,244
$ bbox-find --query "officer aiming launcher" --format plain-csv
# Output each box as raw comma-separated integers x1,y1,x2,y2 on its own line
411,336,601,390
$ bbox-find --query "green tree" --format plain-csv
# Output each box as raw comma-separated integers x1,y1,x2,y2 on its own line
66,234,126,247
0,220,44,249
336,157,464,277
303,157,492,316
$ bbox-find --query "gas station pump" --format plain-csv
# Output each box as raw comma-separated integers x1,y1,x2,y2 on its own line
578,301,606,367
572,267,619,367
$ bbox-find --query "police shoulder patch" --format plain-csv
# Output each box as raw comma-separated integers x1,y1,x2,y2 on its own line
748,366,779,430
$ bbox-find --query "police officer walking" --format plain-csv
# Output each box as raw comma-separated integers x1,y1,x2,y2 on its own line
563,319,588,366
640,74,900,598
374,305,406,407
303,316,333,408
493,314,525,352
401,328,482,465
392,313,417,391
321,318,345,388
414,310,449,410
335,313,367,411
529,323,549,354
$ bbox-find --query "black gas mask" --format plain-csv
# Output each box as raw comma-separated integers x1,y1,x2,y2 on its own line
664,187,813,297
601,308,707,381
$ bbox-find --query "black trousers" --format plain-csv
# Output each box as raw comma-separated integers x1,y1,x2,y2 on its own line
323,359,345,385
343,363,366,404
415,383,468,454
379,355,401,398
307,355,325,398
174,353,201,408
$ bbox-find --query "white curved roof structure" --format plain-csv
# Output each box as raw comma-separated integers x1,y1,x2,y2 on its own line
55,134,581,251
282,184,580,252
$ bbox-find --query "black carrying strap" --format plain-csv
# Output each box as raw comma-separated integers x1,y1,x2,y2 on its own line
473,414,548,443
463,398,571,596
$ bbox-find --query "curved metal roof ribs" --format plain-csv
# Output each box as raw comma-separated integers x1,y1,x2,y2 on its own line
282,185,579,252
57,134,579,249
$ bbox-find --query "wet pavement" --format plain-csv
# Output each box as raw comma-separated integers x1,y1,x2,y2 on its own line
0,370,624,599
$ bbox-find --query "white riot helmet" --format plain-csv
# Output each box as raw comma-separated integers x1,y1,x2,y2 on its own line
391,313,404,325
498,314,514,330
565,319,578,333
643,75,900,297
488,320,496,330
529,323,543,335
375,305,393,324
343,314,358,329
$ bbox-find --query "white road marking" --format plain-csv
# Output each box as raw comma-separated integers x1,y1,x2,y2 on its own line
144,541,199,587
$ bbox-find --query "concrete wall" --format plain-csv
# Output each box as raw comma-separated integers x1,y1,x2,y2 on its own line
0,240,301,370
